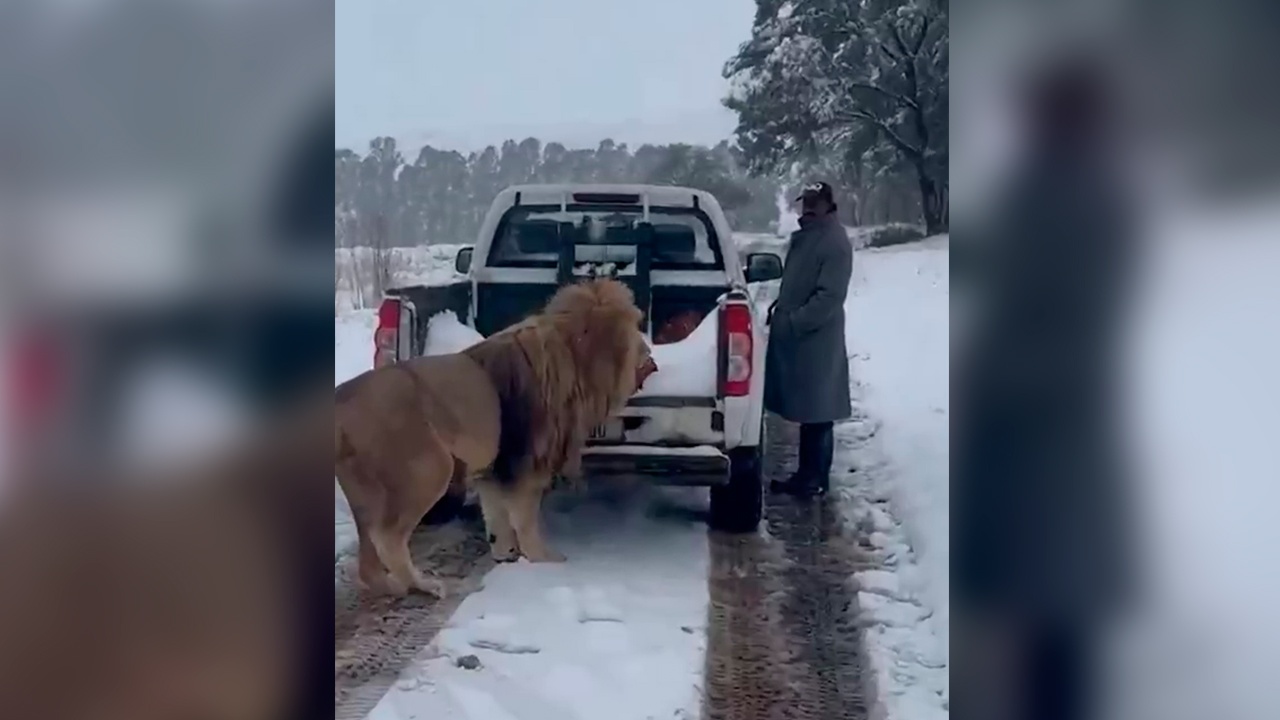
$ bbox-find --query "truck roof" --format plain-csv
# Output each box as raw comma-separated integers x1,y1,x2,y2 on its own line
494,184,725,212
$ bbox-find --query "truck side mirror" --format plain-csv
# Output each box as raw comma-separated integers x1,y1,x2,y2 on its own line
454,246,473,275
745,252,782,283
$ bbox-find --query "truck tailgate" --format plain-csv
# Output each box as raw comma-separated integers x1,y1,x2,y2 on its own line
586,396,723,447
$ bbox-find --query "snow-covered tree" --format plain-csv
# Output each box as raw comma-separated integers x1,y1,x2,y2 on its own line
724,0,948,233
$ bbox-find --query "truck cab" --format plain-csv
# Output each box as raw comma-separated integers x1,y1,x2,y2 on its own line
374,184,782,532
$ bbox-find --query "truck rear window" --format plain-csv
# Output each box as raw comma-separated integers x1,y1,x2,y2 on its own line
487,205,725,270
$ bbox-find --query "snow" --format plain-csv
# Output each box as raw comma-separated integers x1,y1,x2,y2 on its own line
363,485,710,720
338,244,469,288
635,307,719,398
335,244,468,312
775,190,801,234
334,307,376,563
423,311,484,356
335,309,377,387
334,231,953,719
834,235,949,720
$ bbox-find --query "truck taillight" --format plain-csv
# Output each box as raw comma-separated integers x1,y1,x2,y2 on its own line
720,302,753,397
374,298,401,368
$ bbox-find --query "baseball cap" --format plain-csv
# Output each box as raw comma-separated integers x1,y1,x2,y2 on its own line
794,181,835,205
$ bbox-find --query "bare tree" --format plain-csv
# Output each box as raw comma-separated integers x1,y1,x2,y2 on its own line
366,213,391,304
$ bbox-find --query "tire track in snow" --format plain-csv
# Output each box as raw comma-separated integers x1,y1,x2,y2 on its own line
334,515,492,720
703,416,874,720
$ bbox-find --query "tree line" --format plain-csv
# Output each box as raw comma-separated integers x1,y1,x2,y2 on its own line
337,138,781,248
335,135,933,248
336,0,948,248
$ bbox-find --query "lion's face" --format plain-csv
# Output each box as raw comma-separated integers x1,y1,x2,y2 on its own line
531,278,657,410
614,330,658,401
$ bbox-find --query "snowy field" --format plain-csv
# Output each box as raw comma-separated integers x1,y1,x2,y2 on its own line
334,230,950,719
836,236,950,720
335,244,467,313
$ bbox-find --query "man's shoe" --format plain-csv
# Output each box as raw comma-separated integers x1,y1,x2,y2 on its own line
789,480,827,499
770,471,808,494
771,475,827,498
804,425,835,498
771,421,835,498
771,471,829,497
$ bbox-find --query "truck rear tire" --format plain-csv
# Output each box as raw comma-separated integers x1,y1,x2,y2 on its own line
709,444,764,533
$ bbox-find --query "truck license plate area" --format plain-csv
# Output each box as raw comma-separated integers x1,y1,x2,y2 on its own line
588,419,625,442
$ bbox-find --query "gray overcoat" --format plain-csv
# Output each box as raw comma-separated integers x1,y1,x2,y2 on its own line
763,212,853,424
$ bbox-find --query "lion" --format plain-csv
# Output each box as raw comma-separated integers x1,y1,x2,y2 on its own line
462,278,655,563
334,352,501,596
334,278,655,595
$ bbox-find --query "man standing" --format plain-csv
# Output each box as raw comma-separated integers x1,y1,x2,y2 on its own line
764,181,854,498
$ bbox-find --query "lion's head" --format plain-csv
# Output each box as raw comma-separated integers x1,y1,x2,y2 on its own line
542,278,650,410
463,278,658,481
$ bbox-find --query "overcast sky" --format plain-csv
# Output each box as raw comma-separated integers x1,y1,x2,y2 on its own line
336,0,755,154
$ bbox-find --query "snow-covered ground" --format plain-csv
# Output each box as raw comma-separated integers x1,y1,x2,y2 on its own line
835,236,950,720
335,307,376,562
366,485,709,720
335,244,467,312
333,231,952,719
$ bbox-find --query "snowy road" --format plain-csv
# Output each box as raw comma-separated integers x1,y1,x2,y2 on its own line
702,417,872,720
335,484,710,720
336,429,874,720
333,235,949,720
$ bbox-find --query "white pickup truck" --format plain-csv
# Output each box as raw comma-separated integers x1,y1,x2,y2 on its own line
373,184,783,532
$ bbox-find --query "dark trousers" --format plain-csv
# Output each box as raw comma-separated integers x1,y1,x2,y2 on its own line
797,421,835,485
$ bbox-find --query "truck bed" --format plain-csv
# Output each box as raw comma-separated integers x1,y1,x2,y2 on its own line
391,280,725,348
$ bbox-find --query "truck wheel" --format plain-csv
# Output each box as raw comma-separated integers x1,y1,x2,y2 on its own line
709,445,764,533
